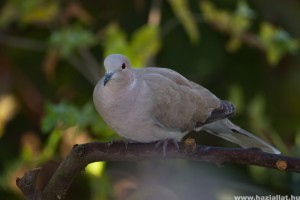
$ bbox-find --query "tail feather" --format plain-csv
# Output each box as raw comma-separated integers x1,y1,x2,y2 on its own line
202,119,280,154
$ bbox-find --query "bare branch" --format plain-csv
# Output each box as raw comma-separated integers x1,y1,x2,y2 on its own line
16,168,42,200
17,140,300,200
78,48,102,83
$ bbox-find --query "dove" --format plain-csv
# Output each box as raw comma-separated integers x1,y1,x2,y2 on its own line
93,54,280,155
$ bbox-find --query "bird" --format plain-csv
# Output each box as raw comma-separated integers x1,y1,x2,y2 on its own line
93,54,280,155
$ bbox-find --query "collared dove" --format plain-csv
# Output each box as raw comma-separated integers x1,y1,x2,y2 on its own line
93,54,280,155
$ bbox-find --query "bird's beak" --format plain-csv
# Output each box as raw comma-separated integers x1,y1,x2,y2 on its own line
103,72,114,86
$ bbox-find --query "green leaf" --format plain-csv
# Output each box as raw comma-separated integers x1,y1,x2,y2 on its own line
49,25,95,57
0,0,58,27
128,25,160,67
200,1,233,32
259,22,299,66
21,1,58,24
103,23,128,57
201,0,253,51
168,0,199,44
103,23,160,68
41,101,79,133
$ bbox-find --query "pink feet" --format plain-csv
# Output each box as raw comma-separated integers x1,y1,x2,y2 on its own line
155,139,180,158
107,139,180,158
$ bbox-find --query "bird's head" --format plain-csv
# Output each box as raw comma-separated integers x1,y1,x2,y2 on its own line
103,54,132,86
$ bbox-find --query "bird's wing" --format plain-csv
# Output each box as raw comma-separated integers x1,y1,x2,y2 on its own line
136,67,235,132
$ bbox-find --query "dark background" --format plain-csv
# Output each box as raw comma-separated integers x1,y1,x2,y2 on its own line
0,0,300,199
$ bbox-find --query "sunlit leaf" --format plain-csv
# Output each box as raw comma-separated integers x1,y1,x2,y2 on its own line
103,23,160,68
0,0,59,27
230,15,251,36
168,0,199,44
259,22,299,66
200,1,215,22
129,25,160,67
202,1,254,53
21,1,58,24
103,23,128,56
86,162,105,177
200,1,232,32
0,94,18,137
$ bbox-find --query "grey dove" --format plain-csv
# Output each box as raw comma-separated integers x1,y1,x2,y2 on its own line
93,54,280,155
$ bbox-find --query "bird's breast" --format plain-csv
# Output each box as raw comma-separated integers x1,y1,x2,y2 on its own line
94,79,150,131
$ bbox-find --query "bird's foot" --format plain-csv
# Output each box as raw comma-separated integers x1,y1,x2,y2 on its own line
106,139,137,148
155,139,179,158
123,139,138,149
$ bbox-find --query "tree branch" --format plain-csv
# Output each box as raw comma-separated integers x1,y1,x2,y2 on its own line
16,140,300,200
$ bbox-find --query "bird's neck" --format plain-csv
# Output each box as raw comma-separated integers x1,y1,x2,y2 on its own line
108,71,135,91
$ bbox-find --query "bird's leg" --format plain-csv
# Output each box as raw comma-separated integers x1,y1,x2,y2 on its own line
107,141,114,148
123,139,138,149
106,139,137,148
155,139,179,158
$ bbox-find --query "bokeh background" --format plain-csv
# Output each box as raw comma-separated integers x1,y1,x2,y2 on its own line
0,0,300,199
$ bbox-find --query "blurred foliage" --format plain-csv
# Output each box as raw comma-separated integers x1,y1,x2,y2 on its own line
168,0,200,44
42,101,116,141
259,22,299,66
103,23,160,67
0,0,300,199
201,1,255,51
200,1,299,65
0,0,58,27
49,25,96,58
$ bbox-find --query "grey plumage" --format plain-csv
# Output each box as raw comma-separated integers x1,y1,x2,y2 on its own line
93,54,280,154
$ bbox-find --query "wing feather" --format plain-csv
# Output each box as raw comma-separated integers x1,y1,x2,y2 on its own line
137,67,230,132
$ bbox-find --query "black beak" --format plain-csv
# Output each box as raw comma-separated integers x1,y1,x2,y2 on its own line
103,72,114,86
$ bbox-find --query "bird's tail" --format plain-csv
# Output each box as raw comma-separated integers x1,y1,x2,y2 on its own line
202,119,280,154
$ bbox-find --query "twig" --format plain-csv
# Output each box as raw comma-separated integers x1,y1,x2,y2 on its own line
16,140,300,200
148,0,162,26
66,54,100,85
78,48,102,83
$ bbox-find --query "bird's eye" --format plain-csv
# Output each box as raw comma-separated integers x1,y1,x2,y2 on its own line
121,63,126,69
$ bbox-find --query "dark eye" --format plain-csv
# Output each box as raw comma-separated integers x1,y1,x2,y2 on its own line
121,63,126,69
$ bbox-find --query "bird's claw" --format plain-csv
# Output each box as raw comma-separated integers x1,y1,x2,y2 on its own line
123,139,138,149
106,139,137,149
155,139,179,158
